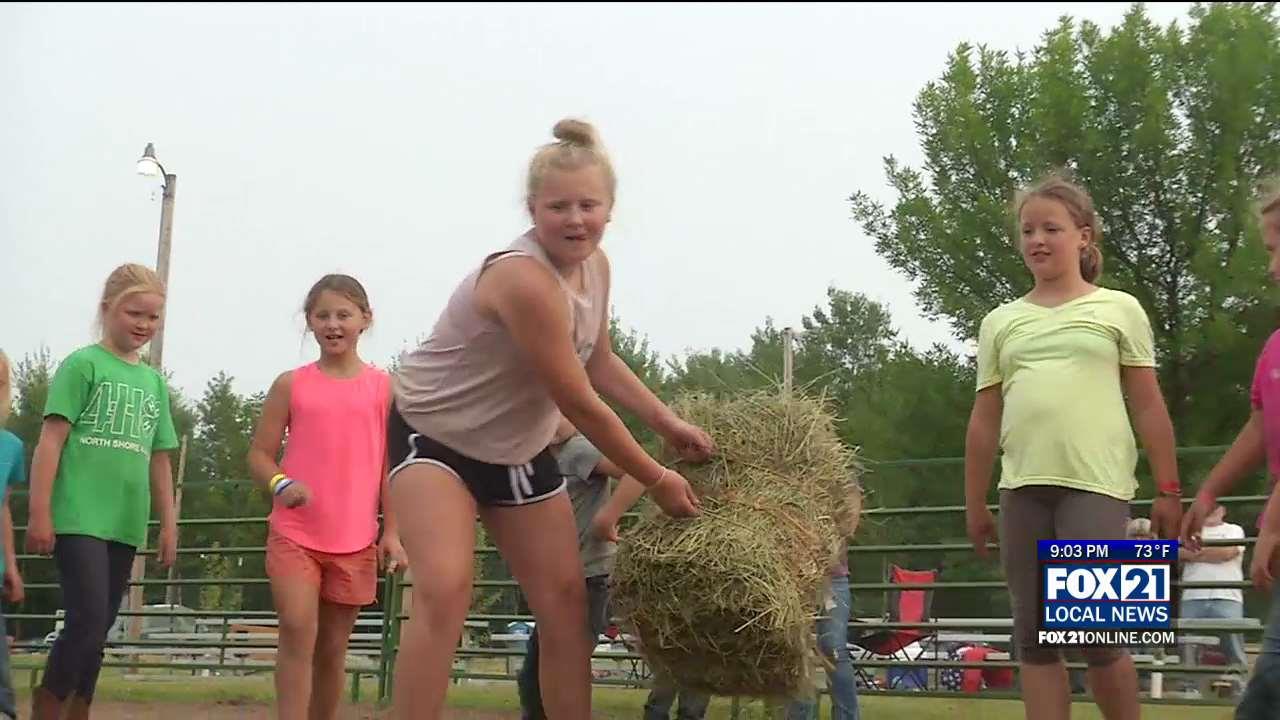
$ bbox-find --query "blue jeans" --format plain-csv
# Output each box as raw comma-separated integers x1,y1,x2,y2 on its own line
518,575,610,720
0,611,14,719
1235,581,1280,719
786,575,859,720
1180,598,1249,667
644,676,711,720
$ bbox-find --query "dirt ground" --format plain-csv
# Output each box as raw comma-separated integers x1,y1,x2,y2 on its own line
58,702,514,719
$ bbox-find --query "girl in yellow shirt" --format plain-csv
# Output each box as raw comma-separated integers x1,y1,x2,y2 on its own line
964,175,1182,720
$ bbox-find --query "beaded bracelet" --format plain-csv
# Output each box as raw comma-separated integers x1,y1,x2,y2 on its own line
269,473,293,496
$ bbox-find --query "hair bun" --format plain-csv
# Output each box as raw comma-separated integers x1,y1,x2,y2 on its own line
552,118,599,149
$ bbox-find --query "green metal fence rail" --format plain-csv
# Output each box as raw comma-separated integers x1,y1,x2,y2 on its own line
4,445,1271,711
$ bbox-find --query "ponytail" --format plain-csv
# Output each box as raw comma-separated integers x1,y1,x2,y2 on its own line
1080,243,1103,284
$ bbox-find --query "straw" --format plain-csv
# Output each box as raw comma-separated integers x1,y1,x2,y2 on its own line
610,390,861,697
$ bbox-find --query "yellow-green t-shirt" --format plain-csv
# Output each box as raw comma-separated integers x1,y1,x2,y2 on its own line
975,287,1155,501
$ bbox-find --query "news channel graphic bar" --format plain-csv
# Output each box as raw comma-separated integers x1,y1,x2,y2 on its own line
1038,539,1175,642
1036,539,1178,562
1037,629,1177,648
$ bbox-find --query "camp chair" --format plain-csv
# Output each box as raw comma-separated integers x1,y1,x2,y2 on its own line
849,564,939,690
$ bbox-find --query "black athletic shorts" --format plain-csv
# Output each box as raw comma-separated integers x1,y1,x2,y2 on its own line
386,404,565,506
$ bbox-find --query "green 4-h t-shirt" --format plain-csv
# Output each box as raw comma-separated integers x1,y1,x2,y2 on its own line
44,345,178,547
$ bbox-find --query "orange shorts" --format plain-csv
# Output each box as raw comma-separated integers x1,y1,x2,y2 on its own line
266,530,378,607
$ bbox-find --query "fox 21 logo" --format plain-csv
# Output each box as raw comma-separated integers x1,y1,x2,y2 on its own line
1044,565,1170,602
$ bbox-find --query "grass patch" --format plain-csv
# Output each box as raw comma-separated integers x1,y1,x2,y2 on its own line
3,671,1236,719
445,685,1235,720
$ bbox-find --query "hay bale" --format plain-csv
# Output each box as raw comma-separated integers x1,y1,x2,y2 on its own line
610,390,861,697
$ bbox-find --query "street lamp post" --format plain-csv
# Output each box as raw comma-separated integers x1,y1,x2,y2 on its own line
134,143,181,616
135,143,177,370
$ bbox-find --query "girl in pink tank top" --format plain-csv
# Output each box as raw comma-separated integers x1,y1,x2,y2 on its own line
248,275,406,720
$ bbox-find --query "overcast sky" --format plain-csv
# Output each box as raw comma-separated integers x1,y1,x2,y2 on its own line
2,2,1196,400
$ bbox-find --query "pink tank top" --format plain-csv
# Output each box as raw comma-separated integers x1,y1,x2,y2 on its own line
394,231,610,465
272,362,390,554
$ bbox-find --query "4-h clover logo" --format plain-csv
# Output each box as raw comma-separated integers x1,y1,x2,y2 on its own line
141,395,161,436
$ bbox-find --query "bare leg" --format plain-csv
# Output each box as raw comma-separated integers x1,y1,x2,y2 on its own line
308,601,361,720
1018,661,1070,720
271,577,320,720
1086,652,1141,720
481,494,591,720
389,465,477,720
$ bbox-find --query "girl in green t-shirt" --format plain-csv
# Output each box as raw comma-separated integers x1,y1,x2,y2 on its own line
25,264,179,720
964,176,1182,720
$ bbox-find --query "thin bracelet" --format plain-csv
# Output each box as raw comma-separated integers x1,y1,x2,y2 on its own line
269,473,286,493
653,468,670,488
273,478,295,496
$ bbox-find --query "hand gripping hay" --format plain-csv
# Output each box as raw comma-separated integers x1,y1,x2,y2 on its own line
610,391,861,697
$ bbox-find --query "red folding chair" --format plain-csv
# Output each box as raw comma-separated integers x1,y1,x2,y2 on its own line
850,565,938,690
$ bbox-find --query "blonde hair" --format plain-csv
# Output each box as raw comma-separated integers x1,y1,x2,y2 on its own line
526,119,617,205
97,263,167,333
0,350,10,426
1017,174,1104,283
1125,517,1152,539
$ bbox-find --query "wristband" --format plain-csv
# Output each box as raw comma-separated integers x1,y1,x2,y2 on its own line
1156,483,1182,497
269,473,286,492
273,478,295,497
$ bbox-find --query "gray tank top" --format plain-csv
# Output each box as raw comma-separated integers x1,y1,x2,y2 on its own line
393,231,610,465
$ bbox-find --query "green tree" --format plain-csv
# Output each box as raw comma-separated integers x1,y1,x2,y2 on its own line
197,542,243,612
188,373,260,489
664,320,791,399
608,313,665,394
665,347,764,397
791,292,972,564
850,2,1280,448
799,288,897,389
605,315,669,452
172,374,271,610
658,289,985,615
4,348,55,457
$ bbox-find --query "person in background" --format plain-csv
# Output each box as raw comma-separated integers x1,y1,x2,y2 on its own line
643,675,711,720
0,350,26,720
1181,181,1280,718
1177,504,1247,696
518,416,642,720
786,482,863,720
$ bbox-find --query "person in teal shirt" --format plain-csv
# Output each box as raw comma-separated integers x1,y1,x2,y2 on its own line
0,350,27,720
